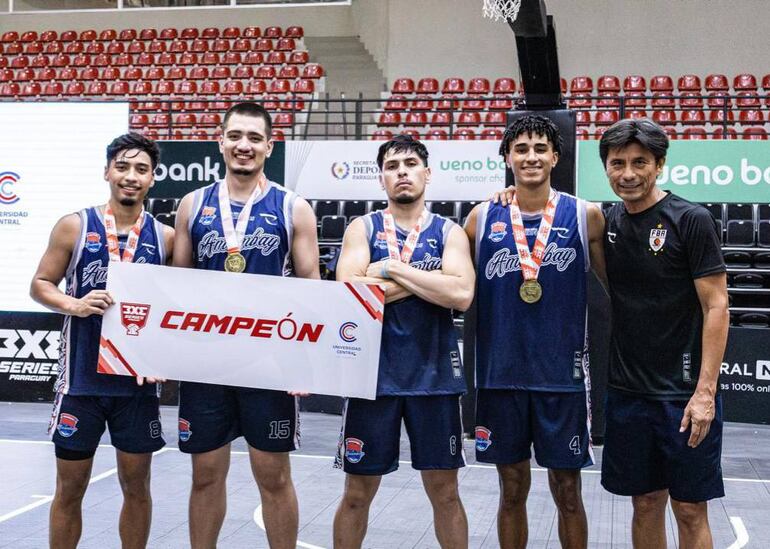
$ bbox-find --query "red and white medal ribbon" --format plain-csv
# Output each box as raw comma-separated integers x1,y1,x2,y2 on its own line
509,189,559,281
104,205,144,263
382,208,429,264
217,174,266,256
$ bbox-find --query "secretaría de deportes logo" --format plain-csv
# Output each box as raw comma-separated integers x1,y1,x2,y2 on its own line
331,162,350,180
330,160,379,182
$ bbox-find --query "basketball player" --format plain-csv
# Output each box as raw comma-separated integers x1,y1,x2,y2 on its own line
172,102,320,549
332,135,475,549
466,115,606,549
599,119,728,549
30,133,172,549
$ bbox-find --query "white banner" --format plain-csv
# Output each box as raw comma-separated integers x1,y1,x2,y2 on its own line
99,262,384,399
0,102,128,312
285,140,506,201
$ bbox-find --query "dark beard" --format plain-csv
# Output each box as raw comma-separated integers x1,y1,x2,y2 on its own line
118,197,137,206
394,194,416,204
232,167,255,176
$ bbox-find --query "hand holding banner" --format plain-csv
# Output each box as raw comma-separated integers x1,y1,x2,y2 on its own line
99,262,384,399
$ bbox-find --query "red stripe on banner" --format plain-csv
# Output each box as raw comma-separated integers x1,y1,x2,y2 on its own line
344,283,384,323
100,337,139,376
368,283,385,305
97,353,116,374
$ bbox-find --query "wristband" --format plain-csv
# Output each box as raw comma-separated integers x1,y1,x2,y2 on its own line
380,259,391,279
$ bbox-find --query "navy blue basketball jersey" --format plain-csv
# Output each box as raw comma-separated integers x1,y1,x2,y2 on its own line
56,207,166,397
364,211,466,396
474,192,590,392
189,180,294,276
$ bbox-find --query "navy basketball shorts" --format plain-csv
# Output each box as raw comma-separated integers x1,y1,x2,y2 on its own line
50,393,165,454
475,389,594,469
601,389,725,503
177,381,299,454
335,394,466,475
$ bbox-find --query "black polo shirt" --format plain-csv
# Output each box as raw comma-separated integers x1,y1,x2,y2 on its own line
604,192,725,400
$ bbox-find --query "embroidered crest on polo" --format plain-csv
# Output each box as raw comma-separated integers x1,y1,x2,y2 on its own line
649,223,667,254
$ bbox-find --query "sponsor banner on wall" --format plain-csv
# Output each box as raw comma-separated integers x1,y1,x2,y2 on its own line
0,102,128,313
285,141,506,200
100,262,384,399
148,141,286,199
719,327,770,424
577,141,770,203
0,311,62,401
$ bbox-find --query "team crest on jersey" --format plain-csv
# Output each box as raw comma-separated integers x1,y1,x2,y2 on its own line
475,426,492,452
85,232,102,253
345,437,365,463
374,231,388,250
57,413,79,437
649,226,667,252
199,206,217,225
178,418,192,442
488,221,507,243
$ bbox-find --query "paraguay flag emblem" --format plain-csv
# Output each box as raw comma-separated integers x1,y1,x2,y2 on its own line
57,413,79,437
345,437,365,463
475,426,492,452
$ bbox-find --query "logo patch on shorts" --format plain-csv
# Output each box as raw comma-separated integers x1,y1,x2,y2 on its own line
57,413,79,437
488,221,507,243
178,418,192,442
345,437,365,463
475,426,492,452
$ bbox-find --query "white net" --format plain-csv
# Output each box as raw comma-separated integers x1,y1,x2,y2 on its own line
482,0,523,22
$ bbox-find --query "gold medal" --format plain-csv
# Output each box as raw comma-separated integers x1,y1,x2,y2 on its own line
519,280,542,304
224,252,246,273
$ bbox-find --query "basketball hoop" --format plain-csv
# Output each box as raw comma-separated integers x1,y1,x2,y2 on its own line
482,0,523,23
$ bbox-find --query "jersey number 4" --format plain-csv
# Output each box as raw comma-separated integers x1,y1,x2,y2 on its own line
569,435,581,455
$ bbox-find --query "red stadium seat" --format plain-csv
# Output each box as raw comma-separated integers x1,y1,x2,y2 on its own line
107,41,125,54
155,80,175,94
463,98,487,110
285,26,304,38
136,52,155,66
200,113,221,127
681,110,705,124
484,111,506,126
568,93,592,108
85,81,107,95
734,73,758,91
404,112,428,126
19,82,41,96
434,98,458,111
481,128,504,140
91,53,110,67
15,68,34,81
255,66,275,79
243,26,261,38
0,58,6,70
222,52,242,65
78,67,99,81
166,66,186,80
266,51,287,65
271,129,285,141
442,78,465,94
41,30,58,42
30,54,49,68
176,113,197,127
25,41,43,54
128,41,145,54
150,113,171,128
132,81,152,95
114,53,133,66
60,30,77,41
712,127,738,140
425,129,448,140
570,76,593,93
430,112,452,126
650,75,674,92
139,28,157,40
122,66,140,79
142,129,159,140
222,80,243,96
399,130,420,139
455,128,476,140
189,66,209,80
1,31,19,43
189,39,206,53
117,29,136,41
222,27,240,39
159,28,177,40
45,41,63,54
384,95,408,111
78,29,96,41
490,98,513,110
651,92,675,108
0,82,20,97
682,127,707,140
244,52,264,65
560,77,567,93
177,80,198,95
706,91,731,109
410,96,433,111
269,79,291,94
57,67,77,81
264,26,282,39
273,113,293,127
739,109,764,124
678,74,701,91
168,39,186,53
736,91,761,108
65,41,83,54
100,67,121,81
276,38,296,51
652,110,676,125
199,80,220,95
709,108,734,123
302,63,324,78
705,74,729,91
595,110,619,125
5,42,22,55
211,38,229,53
255,38,273,52
96,29,116,41
38,67,57,80
493,77,517,94
201,27,220,39
130,114,149,127
200,52,220,65
679,92,703,108
417,78,440,94
231,38,251,52
597,75,621,93
156,52,176,66
179,52,198,65
148,40,166,53
211,66,231,79
144,66,164,80
392,78,416,94
575,128,590,140
574,111,591,126
596,93,620,108
20,31,37,42
372,129,394,140
108,81,128,96
233,66,254,80
467,77,490,95
743,127,767,139
762,74,770,90
624,92,646,108
10,56,28,68
246,79,267,94
278,65,300,79
180,28,199,39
